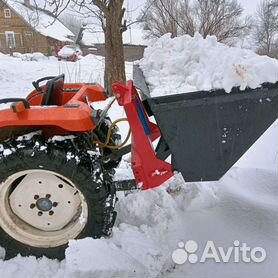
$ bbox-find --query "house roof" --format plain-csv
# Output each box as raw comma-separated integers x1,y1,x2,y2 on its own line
4,0,74,42
81,25,149,47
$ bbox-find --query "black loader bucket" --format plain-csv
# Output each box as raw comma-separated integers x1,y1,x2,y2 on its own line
133,65,278,182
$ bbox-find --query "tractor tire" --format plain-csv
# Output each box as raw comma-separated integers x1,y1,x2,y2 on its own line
0,132,116,260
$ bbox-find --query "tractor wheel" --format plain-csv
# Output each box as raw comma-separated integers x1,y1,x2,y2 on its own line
0,133,116,260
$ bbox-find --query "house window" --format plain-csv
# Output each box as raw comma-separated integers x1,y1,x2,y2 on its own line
5,32,15,48
4,9,11,18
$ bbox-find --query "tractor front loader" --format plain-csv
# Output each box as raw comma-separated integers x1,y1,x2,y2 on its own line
0,70,277,260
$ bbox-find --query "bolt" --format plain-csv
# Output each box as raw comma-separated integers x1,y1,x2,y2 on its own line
49,210,54,216
53,202,58,207
45,194,51,198
38,211,43,216
34,194,39,200
30,203,36,209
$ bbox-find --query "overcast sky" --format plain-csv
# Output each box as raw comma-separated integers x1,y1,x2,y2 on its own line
240,0,259,15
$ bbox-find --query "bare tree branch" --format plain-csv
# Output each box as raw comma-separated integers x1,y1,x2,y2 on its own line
140,0,247,43
92,0,109,15
158,0,186,33
40,0,128,94
253,0,278,57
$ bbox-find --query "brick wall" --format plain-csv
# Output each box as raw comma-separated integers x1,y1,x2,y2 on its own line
46,37,71,56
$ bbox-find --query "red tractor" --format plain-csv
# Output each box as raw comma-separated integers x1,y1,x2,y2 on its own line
0,70,277,260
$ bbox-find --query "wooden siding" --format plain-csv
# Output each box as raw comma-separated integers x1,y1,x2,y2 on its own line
81,44,146,62
0,0,68,55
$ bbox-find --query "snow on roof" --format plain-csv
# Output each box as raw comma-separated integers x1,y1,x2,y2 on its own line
81,25,148,46
5,0,74,42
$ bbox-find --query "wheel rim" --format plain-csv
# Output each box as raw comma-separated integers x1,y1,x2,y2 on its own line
0,170,88,248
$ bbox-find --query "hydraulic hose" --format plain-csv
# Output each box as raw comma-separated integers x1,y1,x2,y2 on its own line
94,118,131,150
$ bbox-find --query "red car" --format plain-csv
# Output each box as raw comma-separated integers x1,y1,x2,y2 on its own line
57,45,82,62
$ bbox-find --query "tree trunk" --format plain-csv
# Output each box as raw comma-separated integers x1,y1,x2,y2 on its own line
104,7,126,96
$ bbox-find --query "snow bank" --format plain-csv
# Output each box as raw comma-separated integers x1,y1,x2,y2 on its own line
0,54,103,91
13,52,47,61
58,46,82,59
139,33,278,97
0,168,277,278
58,47,75,57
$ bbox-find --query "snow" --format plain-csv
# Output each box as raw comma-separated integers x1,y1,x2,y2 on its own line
81,25,149,46
5,0,74,42
13,52,47,61
0,169,277,278
16,131,42,142
0,50,277,277
139,33,278,97
50,135,76,142
57,46,81,58
0,53,133,93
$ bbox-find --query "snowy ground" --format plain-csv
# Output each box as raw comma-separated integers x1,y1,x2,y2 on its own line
0,54,277,278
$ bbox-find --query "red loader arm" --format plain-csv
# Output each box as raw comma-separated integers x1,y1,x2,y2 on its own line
112,80,173,190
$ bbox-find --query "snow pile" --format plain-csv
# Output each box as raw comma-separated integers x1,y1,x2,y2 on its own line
139,33,278,97
0,53,133,104
0,54,94,89
0,168,277,278
58,47,76,58
58,46,82,59
13,52,47,61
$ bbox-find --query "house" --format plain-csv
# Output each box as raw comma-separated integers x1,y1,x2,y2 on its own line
0,0,74,55
77,25,148,62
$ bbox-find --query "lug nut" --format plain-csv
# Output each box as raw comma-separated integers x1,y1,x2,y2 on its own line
45,194,51,198
38,211,43,216
34,194,39,200
49,210,54,216
30,203,36,209
53,202,58,207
